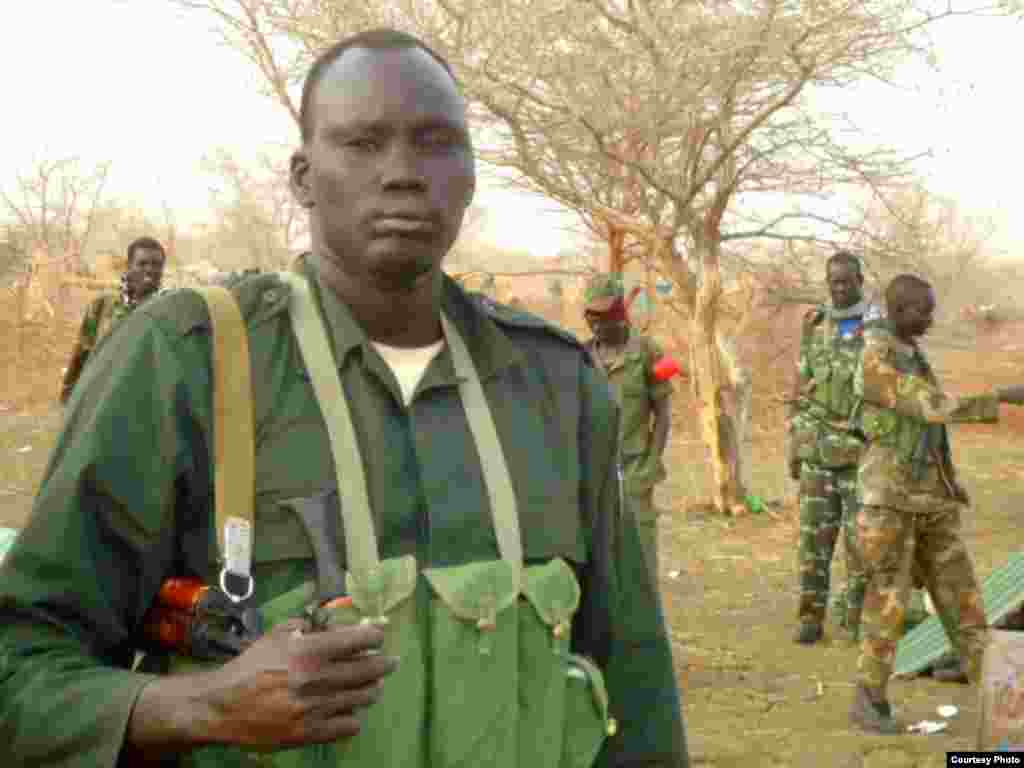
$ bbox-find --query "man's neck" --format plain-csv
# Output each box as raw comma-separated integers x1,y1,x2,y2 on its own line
829,298,867,319
315,252,443,348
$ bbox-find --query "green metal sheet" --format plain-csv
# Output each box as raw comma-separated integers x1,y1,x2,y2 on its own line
0,527,18,562
893,553,1024,677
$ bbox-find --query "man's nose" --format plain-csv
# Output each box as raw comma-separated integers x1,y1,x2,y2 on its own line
381,143,426,190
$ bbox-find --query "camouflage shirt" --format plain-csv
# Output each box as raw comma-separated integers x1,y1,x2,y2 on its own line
854,319,999,511
787,304,874,469
585,332,673,494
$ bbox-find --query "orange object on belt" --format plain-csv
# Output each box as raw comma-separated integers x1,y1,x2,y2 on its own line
141,577,209,654
154,577,209,612
322,595,354,610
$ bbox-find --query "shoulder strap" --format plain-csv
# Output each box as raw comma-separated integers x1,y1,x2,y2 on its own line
277,271,381,577
193,286,256,603
279,271,523,586
440,313,523,583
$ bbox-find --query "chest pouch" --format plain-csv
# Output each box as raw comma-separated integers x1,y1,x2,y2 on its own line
170,273,613,768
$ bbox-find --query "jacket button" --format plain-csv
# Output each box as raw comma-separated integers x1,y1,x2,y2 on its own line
263,289,279,305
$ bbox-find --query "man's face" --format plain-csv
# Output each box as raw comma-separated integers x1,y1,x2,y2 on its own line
585,309,628,345
894,285,936,339
292,47,475,292
826,261,863,310
125,248,165,299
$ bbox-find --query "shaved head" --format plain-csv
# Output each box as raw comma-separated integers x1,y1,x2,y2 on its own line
885,274,935,340
885,274,931,315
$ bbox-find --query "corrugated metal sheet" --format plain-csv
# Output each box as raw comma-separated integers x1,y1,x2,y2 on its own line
893,553,1024,677
0,527,17,562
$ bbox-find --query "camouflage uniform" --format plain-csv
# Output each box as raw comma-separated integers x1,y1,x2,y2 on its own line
584,275,673,584
787,303,872,633
854,318,996,697
59,291,135,403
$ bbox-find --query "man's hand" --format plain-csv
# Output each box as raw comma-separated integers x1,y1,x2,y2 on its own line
126,620,397,755
996,385,1024,405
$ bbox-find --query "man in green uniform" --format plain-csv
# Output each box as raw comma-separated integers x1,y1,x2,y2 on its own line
582,274,673,584
849,273,1024,733
59,236,166,403
787,251,873,645
0,29,687,767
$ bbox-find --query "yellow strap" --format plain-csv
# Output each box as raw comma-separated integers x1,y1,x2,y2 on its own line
194,286,256,601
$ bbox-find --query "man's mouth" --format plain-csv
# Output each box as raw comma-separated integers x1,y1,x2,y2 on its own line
371,217,436,237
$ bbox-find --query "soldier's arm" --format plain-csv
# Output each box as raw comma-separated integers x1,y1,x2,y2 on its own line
785,312,817,471
856,333,998,425
574,363,688,768
647,339,673,460
59,298,103,403
0,302,216,767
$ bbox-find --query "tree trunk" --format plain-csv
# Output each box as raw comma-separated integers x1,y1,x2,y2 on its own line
608,226,626,274
691,245,744,515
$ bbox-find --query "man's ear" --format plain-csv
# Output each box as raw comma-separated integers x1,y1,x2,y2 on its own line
290,150,314,209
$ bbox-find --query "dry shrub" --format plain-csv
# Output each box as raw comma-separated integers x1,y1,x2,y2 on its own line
0,284,86,410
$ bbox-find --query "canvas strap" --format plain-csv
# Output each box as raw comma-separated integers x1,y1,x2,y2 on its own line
194,285,256,603
278,271,523,583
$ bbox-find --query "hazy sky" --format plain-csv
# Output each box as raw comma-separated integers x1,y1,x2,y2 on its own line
2,1,1021,258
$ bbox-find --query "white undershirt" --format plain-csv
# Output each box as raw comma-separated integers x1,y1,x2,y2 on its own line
371,339,446,405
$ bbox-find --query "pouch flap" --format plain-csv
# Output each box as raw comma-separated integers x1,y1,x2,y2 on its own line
347,555,418,617
422,559,519,624
521,558,581,630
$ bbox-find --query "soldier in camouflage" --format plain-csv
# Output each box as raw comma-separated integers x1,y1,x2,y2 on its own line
583,274,673,585
849,273,1024,733
787,252,874,645
59,236,166,403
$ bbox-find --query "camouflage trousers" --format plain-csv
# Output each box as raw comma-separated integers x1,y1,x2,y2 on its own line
797,463,865,629
626,490,659,588
856,501,988,696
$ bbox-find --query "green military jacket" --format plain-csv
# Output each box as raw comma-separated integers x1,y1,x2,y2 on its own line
854,319,999,511
787,304,871,469
0,256,687,768
584,332,672,495
60,292,135,401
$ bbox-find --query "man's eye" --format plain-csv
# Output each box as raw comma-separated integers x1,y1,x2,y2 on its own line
422,131,461,150
346,137,379,151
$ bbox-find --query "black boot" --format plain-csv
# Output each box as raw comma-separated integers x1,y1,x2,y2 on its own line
850,684,900,734
794,623,823,644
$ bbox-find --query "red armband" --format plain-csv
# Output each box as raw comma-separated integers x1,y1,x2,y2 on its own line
652,355,683,382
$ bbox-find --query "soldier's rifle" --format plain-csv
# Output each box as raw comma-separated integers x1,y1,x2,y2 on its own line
141,492,349,659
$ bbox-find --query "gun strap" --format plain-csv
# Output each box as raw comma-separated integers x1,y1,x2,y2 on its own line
279,270,522,584
194,286,256,601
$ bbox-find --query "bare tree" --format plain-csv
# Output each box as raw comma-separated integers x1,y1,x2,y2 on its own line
200,147,306,272
1,157,112,275
170,0,1011,514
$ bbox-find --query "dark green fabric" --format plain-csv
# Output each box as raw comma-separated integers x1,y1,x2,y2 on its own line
0,255,686,767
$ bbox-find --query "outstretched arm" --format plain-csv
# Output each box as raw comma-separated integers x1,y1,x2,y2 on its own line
855,335,998,425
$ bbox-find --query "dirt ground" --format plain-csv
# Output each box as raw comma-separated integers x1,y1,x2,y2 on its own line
2,312,1024,767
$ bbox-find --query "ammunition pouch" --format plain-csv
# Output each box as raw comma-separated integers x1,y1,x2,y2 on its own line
169,557,612,768
790,402,864,469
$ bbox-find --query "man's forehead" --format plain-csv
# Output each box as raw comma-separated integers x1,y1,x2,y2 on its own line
134,248,164,261
313,46,465,127
827,262,858,279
